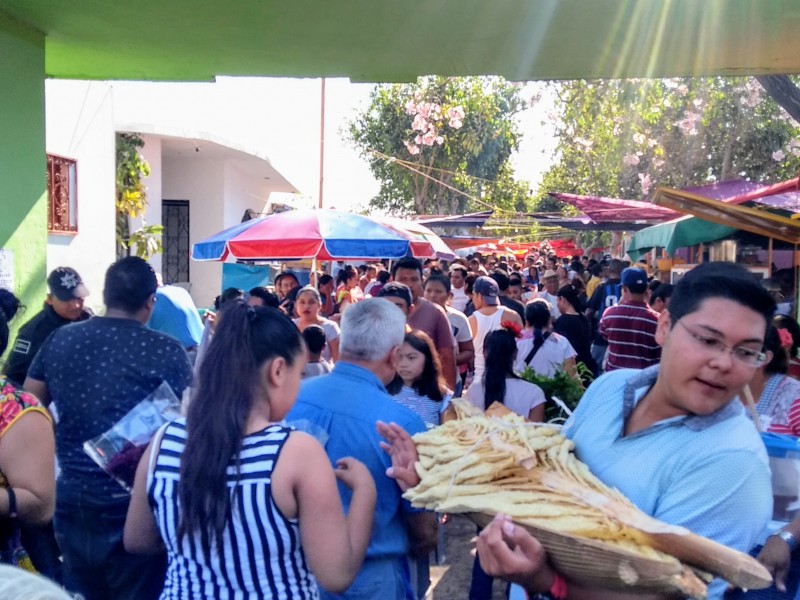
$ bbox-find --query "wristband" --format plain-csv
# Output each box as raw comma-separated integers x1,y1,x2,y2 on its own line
5,487,17,519
550,572,568,600
523,572,568,600
774,530,799,552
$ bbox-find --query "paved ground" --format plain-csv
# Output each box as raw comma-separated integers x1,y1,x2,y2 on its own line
426,514,507,600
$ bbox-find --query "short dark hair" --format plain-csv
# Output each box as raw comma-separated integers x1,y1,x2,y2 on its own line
424,273,451,294
391,257,423,278
103,257,158,313
248,286,280,308
668,262,775,331
607,259,624,277
376,270,391,284
318,274,333,287
378,282,413,309
650,283,674,306
490,269,510,292
508,276,523,289
301,324,327,355
215,287,245,311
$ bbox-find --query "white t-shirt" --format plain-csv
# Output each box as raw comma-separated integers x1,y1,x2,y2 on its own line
446,306,472,347
514,332,576,378
536,291,561,320
450,286,469,312
466,378,546,419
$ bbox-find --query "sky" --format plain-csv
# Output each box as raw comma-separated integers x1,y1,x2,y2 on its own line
111,77,558,214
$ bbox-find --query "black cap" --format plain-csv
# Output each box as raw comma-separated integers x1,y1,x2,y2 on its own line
47,267,89,301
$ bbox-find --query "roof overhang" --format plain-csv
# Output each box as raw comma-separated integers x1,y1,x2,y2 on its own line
652,186,800,245
3,1,800,82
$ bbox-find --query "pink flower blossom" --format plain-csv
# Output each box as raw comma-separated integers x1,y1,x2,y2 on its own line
632,133,646,145
448,119,463,129
405,100,417,115
404,141,420,155
414,134,422,145
791,146,800,157
436,136,444,145
638,173,653,195
773,150,786,162
647,138,659,148
677,112,702,135
447,105,465,129
411,114,428,132
623,154,640,167
421,132,437,146
676,84,689,96
789,139,800,149
652,159,665,169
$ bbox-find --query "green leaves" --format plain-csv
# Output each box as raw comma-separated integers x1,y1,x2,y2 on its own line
116,133,162,260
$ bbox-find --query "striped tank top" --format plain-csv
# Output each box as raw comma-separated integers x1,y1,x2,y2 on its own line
148,420,319,599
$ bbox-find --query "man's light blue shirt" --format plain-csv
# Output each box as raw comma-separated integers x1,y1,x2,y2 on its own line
148,285,203,348
287,362,427,561
564,366,772,600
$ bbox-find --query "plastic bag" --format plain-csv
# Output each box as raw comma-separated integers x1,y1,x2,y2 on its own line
83,381,182,491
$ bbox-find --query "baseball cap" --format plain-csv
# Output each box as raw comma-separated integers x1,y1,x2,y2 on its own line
473,276,499,305
47,267,89,301
621,267,648,293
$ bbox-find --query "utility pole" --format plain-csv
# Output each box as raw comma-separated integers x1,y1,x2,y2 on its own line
318,78,325,209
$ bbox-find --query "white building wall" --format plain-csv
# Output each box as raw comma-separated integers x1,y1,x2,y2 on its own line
45,80,116,313
223,162,272,227
162,157,225,309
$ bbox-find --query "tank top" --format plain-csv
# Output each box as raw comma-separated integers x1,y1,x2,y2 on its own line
472,309,506,383
149,420,319,599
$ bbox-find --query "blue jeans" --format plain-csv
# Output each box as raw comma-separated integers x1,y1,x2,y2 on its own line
54,485,166,600
318,556,413,600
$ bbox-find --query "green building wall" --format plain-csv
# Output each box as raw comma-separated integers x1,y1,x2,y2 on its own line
0,17,47,360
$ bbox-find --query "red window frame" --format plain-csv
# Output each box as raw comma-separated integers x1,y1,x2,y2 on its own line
46,153,78,234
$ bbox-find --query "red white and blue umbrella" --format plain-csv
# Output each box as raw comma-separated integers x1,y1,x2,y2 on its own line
191,209,445,262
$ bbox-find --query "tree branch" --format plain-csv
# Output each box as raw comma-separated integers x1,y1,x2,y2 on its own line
756,75,800,124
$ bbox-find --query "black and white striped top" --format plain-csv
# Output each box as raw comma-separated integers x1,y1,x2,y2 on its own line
148,420,319,599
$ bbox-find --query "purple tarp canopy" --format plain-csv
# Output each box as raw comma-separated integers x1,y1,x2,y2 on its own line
549,181,771,225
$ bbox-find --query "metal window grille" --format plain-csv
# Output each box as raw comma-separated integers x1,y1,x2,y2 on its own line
46,153,78,234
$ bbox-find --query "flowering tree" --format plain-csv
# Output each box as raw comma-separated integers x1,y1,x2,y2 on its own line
349,76,530,216
537,77,800,211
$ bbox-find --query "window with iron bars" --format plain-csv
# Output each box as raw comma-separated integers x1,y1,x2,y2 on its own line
46,153,78,234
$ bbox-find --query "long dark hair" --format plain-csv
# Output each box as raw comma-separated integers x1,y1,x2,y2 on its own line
178,300,304,557
557,284,584,315
388,331,447,401
482,329,519,409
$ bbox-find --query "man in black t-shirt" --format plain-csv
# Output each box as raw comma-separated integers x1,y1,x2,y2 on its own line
584,259,624,372
490,269,526,323
25,257,192,600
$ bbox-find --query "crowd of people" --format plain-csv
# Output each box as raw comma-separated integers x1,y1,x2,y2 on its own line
1,247,800,600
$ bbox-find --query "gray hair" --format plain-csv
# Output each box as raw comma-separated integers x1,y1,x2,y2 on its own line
340,298,406,362
0,565,73,600
296,285,321,304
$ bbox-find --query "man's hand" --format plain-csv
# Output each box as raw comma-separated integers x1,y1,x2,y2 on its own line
376,421,420,491
476,513,551,593
757,535,792,593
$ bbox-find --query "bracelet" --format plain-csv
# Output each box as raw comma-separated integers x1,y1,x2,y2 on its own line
773,530,799,552
5,487,17,519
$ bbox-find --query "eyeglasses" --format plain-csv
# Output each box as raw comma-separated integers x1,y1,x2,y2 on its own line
675,320,767,367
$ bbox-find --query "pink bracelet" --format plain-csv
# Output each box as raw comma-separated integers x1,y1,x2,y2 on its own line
524,572,568,600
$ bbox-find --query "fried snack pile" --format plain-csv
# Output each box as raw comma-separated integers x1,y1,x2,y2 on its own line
406,400,685,561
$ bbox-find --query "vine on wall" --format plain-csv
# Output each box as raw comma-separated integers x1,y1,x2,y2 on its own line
116,133,163,260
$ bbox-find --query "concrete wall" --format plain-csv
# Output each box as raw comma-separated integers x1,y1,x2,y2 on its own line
162,157,225,308
0,20,47,357
45,80,116,312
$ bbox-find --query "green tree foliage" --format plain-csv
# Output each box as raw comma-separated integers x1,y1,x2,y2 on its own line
349,76,531,217
538,77,800,208
116,133,163,260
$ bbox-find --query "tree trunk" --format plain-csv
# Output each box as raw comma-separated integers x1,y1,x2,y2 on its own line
756,75,800,124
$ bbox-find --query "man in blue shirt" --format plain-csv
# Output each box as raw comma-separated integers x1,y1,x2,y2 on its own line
388,262,776,600
288,298,436,600
25,257,192,600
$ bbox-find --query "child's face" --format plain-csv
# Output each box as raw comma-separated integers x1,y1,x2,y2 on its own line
396,342,426,387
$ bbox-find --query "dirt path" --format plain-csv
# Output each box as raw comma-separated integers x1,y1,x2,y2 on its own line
426,514,507,600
